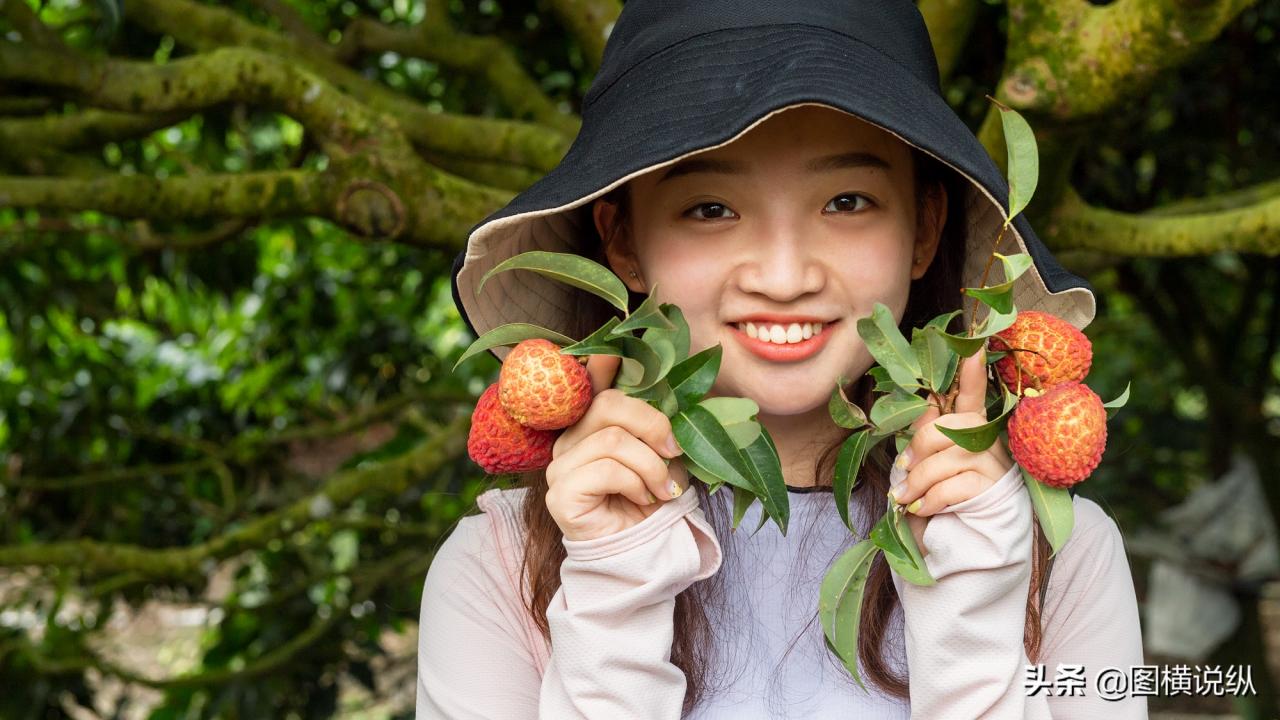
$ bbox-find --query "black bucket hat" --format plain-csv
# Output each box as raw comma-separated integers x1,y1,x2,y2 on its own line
450,0,1096,364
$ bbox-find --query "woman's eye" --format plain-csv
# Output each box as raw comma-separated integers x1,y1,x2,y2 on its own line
685,202,738,220
824,194,872,214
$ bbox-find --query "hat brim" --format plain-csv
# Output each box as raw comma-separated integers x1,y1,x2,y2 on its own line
452,23,1095,363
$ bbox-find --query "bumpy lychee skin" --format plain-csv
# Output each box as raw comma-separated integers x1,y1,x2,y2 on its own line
468,383,557,475
989,310,1093,394
498,338,593,431
1007,382,1107,489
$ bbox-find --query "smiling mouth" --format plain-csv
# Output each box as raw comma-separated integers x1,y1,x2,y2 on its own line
726,319,838,345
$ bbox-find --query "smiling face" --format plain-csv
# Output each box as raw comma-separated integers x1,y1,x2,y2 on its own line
595,103,947,418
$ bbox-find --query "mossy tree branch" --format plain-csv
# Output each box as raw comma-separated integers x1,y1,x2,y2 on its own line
918,0,981,83
336,16,580,137
0,41,512,248
122,0,571,173
545,0,621,72
1043,184,1280,256
0,415,469,578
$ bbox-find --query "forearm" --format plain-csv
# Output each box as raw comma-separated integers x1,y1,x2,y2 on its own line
539,489,722,718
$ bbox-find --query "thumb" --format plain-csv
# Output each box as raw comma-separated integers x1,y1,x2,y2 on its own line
954,346,988,418
586,354,622,395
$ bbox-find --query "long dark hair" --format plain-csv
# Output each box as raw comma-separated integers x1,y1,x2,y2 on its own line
512,147,1054,714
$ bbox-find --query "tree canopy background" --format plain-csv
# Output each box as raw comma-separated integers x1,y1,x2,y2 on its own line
0,0,1277,717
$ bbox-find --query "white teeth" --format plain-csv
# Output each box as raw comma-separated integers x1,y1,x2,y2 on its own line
736,321,827,344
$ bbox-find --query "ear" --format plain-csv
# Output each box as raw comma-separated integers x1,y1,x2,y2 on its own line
593,198,646,293
910,182,948,281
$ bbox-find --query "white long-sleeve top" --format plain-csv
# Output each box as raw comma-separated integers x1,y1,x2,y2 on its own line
416,458,1148,719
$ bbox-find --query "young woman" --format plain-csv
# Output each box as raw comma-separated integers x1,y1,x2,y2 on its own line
421,2,1146,718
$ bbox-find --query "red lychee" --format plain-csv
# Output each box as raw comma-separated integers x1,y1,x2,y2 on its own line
498,338,593,431
989,310,1092,394
468,382,557,475
1007,381,1107,489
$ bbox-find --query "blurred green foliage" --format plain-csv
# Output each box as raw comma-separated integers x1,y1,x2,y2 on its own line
0,0,1277,717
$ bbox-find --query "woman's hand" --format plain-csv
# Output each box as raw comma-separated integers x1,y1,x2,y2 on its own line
544,354,689,542
889,347,1015,556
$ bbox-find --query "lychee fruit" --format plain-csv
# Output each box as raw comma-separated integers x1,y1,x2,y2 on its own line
1007,381,1107,489
989,310,1092,394
498,338,593,431
468,383,558,474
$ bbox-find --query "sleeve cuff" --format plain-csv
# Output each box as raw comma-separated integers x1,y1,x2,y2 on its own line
942,460,1024,515
561,489,702,561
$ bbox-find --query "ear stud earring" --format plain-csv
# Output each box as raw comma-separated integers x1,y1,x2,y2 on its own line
629,271,638,278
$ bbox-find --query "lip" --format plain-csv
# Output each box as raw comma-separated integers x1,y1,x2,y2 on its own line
727,319,839,363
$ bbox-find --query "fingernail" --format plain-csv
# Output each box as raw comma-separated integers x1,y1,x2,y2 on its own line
906,499,923,514
669,478,684,499
646,491,658,504
894,449,913,470
666,434,681,457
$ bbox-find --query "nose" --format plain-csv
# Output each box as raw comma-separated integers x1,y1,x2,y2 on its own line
734,220,825,301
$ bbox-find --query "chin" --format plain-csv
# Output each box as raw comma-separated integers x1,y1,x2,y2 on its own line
714,374,830,417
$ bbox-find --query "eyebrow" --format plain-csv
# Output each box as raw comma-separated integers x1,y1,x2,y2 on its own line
656,151,891,184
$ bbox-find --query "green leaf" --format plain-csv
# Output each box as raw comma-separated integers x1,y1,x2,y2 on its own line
936,328,987,357
698,396,758,425
869,389,929,435
996,253,1035,284
996,104,1040,221
895,432,912,454
611,288,676,335
658,304,692,359
477,250,630,314
730,484,755,530
886,502,934,585
632,380,679,418
828,378,869,429
925,309,963,333
962,254,1033,315
962,284,1014,314
1103,382,1130,420
666,344,722,409
857,303,922,388
978,301,1019,337
818,539,879,692
613,336,666,392
1022,466,1075,556
833,430,873,532
614,356,645,387
559,316,625,357
913,326,956,393
671,405,757,492
738,428,788,535
678,454,724,488
867,366,899,393
872,510,935,586
452,323,577,371
935,394,1017,452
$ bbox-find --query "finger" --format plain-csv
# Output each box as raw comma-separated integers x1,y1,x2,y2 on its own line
954,346,989,418
587,354,622,395
891,444,1005,507
904,470,990,517
902,409,991,471
553,388,680,460
552,425,679,500
892,394,941,474
554,457,656,508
